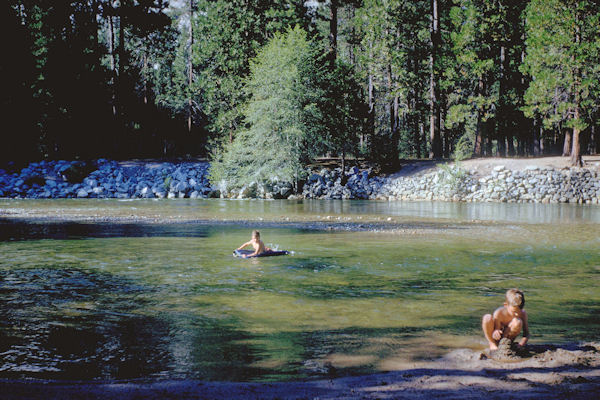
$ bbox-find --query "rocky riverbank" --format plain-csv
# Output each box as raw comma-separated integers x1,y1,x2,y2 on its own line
301,163,600,204
0,159,212,199
1,158,600,204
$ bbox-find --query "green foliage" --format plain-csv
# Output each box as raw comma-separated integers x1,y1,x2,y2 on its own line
300,50,368,167
210,25,367,191
163,175,172,191
354,0,431,162
521,0,600,133
192,0,308,145
4,0,600,164
445,0,529,157
209,27,313,190
452,132,474,163
437,162,469,194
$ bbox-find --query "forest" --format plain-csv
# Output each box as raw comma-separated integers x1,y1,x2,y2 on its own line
3,1,600,178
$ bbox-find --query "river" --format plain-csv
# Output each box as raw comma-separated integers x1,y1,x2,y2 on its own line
1,199,599,381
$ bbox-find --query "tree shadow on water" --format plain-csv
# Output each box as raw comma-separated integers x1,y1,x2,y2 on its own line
0,218,213,242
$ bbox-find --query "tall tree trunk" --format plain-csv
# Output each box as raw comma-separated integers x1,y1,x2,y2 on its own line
108,3,117,117
441,98,449,158
563,128,572,156
532,117,540,156
188,0,194,134
570,14,582,167
497,45,507,157
387,62,398,165
116,0,126,128
143,52,148,105
348,5,355,65
474,78,484,156
590,123,597,154
117,1,125,82
571,125,582,166
365,40,374,151
364,72,372,149
91,0,100,73
485,121,493,156
429,0,442,158
329,0,338,66
419,123,425,159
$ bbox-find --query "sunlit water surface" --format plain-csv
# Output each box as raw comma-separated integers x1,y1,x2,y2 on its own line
1,199,599,381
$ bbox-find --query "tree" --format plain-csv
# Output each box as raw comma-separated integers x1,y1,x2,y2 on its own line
354,0,432,164
193,0,309,146
2,1,37,164
209,27,314,191
522,0,600,167
301,49,368,175
429,0,442,158
210,26,366,191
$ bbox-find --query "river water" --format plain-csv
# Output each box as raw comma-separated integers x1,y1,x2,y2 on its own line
0,199,599,381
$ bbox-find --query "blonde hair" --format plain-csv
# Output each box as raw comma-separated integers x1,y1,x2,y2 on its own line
506,288,525,309
252,230,260,239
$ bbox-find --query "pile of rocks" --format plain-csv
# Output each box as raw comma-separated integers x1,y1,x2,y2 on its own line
302,166,383,199
216,179,296,200
302,164,600,204
2,159,599,204
0,160,212,199
383,165,600,204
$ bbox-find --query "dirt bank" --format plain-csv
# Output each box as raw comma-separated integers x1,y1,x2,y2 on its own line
388,155,600,179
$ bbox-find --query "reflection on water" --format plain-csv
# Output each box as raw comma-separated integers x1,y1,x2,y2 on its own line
2,198,600,224
0,199,599,382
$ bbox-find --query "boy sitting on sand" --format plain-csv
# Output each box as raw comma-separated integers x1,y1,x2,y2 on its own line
236,230,271,258
482,288,530,350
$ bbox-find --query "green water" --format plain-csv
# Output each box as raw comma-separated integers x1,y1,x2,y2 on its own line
0,199,599,381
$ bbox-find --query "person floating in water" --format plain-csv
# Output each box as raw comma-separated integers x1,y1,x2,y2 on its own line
482,288,530,350
236,230,271,258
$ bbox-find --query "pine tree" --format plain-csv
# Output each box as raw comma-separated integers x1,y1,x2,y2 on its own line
209,27,314,191
522,0,600,166
193,0,308,146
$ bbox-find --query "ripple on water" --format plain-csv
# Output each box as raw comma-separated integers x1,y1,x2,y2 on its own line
0,202,599,381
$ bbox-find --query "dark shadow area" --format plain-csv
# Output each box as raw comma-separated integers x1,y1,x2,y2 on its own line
0,350,599,399
0,218,211,242
0,266,272,381
0,267,173,380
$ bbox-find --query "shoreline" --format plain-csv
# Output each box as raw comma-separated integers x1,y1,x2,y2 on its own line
2,343,599,399
2,156,600,203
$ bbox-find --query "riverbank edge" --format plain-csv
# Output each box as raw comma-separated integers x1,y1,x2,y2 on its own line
1,343,599,400
2,156,600,204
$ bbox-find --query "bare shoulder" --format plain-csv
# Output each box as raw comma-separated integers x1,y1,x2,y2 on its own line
493,306,507,317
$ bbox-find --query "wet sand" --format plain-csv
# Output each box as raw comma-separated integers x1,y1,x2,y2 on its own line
2,343,599,399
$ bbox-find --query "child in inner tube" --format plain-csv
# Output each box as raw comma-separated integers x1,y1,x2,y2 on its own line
236,230,271,258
